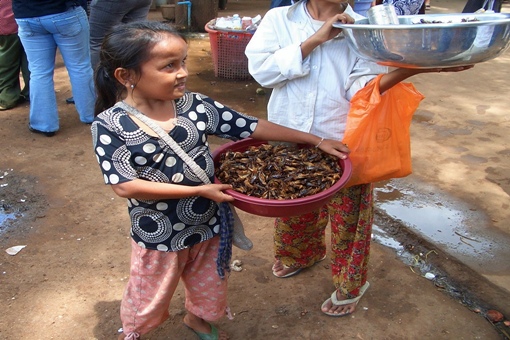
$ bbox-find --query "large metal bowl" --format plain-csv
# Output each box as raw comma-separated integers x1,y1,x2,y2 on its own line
334,13,510,68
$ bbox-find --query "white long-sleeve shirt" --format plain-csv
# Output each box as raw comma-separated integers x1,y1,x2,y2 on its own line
245,0,388,140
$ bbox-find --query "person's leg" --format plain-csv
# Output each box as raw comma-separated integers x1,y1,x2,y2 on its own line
181,237,229,339
118,240,188,339
50,6,95,124
15,17,59,133
122,0,152,23
272,207,328,277
322,183,374,316
19,41,30,100
0,34,23,110
88,0,138,70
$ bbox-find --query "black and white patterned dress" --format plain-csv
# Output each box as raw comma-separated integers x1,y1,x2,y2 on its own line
383,0,425,15
91,92,258,252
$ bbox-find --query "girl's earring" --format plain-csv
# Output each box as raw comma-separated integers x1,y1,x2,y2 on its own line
130,84,135,89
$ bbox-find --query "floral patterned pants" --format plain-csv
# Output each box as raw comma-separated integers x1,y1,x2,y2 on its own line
274,183,373,298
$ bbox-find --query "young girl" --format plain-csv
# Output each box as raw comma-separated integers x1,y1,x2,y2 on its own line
245,0,472,318
91,21,350,340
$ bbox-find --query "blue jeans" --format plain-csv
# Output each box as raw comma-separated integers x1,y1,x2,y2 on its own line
16,6,95,132
89,0,151,69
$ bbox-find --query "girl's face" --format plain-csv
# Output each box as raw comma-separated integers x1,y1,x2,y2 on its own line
134,34,188,102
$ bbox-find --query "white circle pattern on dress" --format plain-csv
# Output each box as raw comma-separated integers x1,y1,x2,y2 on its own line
222,111,233,121
100,134,112,145
165,156,177,167
156,202,168,211
109,174,119,184
157,244,169,251
236,118,247,127
135,156,147,165
102,160,111,171
96,146,105,156
143,143,156,154
172,173,184,183
220,124,231,133
173,222,185,231
197,121,206,131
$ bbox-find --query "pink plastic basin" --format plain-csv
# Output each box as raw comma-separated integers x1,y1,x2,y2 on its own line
212,139,353,217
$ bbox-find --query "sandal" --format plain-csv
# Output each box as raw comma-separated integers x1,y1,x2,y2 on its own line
321,281,370,317
185,322,220,340
272,255,327,278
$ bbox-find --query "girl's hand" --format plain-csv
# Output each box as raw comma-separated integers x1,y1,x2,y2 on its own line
200,183,235,203
317,139,351,160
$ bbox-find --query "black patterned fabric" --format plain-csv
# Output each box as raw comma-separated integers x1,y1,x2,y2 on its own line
383,0,425,15
91,92,258,252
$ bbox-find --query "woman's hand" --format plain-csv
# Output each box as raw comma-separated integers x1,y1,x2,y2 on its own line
317,139,351,160
302,13,355,58
316,14,355,43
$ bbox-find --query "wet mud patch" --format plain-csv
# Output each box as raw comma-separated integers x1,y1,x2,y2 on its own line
374,208,510,338
0,169,48,244
486,166,510,196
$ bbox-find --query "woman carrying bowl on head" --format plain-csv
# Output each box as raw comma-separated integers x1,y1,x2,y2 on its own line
245,0,472,317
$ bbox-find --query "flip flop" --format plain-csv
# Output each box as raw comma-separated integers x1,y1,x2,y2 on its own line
185,322,220,340
272,255,327,278
272,265,302,278
321,281,370,317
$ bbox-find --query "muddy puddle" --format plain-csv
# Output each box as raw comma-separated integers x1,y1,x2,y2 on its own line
0,169,45,239
372,178,510,276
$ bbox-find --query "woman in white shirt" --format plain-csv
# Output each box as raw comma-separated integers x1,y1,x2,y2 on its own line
245,0,471,317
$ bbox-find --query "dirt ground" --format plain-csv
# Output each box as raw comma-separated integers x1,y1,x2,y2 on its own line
1,0,510,339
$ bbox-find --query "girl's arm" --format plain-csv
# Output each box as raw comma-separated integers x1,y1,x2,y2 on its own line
111,180,235,202
251,119,350,159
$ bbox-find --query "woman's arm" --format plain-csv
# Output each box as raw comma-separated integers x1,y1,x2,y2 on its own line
379,65,475,93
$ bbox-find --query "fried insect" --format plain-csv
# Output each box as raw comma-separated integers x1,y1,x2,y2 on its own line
215,144,343,200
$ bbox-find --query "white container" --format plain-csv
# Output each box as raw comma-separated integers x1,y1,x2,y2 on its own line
232,14,242,30
367,4,399,25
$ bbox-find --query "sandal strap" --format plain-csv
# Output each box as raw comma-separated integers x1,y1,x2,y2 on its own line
330,281,370,306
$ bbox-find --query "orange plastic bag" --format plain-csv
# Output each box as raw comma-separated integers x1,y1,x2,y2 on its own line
342,74,424,187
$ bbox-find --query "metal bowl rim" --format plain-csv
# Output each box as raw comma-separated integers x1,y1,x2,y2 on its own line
334,12,510,30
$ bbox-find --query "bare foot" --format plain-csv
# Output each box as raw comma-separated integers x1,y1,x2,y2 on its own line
183,313,229,340
271,259,301,277
321,290,357,316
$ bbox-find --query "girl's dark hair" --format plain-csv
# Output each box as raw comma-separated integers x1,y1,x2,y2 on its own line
94,21,187,116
